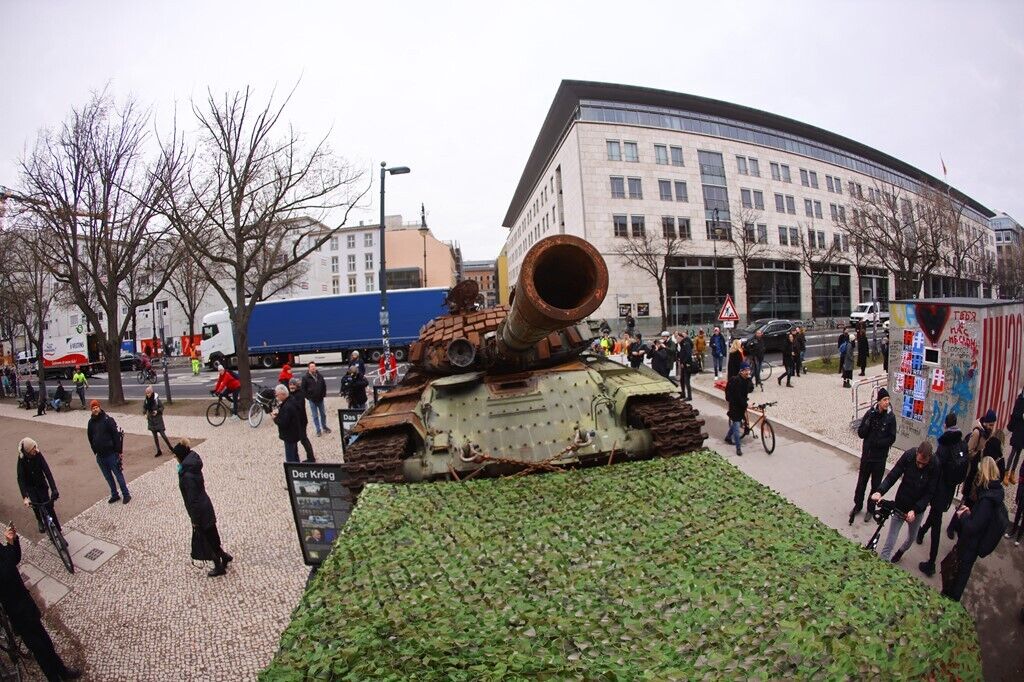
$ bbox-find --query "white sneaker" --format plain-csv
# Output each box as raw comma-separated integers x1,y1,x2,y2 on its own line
230,414,240,421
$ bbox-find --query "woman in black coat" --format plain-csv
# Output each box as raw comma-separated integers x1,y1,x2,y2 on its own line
1007,388,1024,484
943,457,1004,601
856,329,869,376
776,333,796,387
172,441,232,577
726,339,744,381
143,386,173,458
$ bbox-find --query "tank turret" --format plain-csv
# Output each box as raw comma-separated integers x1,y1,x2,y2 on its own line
341,234,707,488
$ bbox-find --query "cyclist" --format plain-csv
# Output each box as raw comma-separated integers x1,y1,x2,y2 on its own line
212,364,242,419
16,437,61,534
140,351,153,377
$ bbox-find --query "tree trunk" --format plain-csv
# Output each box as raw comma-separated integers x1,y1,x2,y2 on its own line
106,317,125,405
656,279,668,332
235,325,252,411
32,329,47,416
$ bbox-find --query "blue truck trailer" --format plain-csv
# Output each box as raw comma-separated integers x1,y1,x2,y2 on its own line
200,288,449,369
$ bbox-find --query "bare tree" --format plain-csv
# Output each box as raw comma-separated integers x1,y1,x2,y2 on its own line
725,200,770,323
17,91,178,404
153,86,367,405
845,180,945,299
916,186,984,296
165,246,216,347
795,220,844,320
611,218,690,330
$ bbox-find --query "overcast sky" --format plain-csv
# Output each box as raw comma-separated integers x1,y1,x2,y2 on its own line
2,0,1021,260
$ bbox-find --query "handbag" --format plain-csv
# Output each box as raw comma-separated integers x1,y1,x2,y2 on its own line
940,543,960,594
190,526,216,562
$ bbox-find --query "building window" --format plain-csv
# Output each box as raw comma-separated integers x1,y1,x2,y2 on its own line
785,196,795,214
330,236,338,250
662,216,676,238
753,191,764,210
838,206,846,223
778,226,789,246
741,188,752,209
674,181,688,202
809,171,819,189
624,141,639,162
627,177,642,199
365,273,375,291
800,169,809,186
654,144,668,165
830,203,839,221
613,214,628,237
775,193,785,213
748,158,760,177
678,217,692,240
781,165,791,183
771,162,781,181
631,215,645,237
347,254,356,272
347,234,355,249
744,222,756,242
332,277,340,295
736,156,748,175
607,140,621,161
670,146,684,166
365,253,374,269
659,180,673,201
610,176,625,199
826,175,835,192
347,275,356,293
814,201,823,219
804,198,814,217
364,233,373,247
757,223,768,244
331,256,339,273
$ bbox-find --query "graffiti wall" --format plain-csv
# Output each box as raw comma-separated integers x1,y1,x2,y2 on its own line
888,300,1024,451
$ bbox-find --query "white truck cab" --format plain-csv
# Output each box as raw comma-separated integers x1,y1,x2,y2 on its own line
850,301,890,329
201,309,234,367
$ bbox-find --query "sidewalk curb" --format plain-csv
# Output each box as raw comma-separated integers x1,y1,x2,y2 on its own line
690,379,864,461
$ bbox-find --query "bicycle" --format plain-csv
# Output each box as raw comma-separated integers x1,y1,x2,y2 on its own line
247,384,277,428
756,359,773,383
29,499,74,574
0,602,27,682
742,401,777,454
136,367,157,385
206,393,237,427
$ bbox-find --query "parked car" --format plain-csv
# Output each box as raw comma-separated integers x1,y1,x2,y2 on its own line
730,319,797,353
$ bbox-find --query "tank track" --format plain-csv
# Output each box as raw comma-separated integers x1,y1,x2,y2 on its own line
628,397,709,457
340,431,410,488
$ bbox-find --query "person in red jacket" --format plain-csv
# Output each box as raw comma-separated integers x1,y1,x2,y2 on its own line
379,351,398,384
212,364,241,419
278,363,293,385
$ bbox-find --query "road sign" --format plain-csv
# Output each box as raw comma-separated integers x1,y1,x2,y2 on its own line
723,321,735,329
717,295,739,322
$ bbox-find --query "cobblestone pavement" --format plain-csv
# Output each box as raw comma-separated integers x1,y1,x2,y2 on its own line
2,397,349,681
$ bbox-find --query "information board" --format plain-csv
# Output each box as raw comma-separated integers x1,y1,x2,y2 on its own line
283,463,353,565
336,407,364,457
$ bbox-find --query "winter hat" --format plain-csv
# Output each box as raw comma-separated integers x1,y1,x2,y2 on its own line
740,362,751,371
984,436,1002,459
18,437,37,455
89,399,100,409
877,388,889,400
661,331,670,337
983,408,997,424
171,443,189,460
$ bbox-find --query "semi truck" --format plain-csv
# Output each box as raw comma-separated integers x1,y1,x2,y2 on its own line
200,288,450,369
16,331,96,379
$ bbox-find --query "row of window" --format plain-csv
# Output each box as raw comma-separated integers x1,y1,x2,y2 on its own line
329,253,375,273
609,176,689,202
607,140,685,166
328,233,374,250
331,274,377,294
610,213,850,252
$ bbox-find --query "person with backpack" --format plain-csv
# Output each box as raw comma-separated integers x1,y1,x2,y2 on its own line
709,327,726,378
850,388,897,524
942,456,1008,601
870,440,939,563
840,332,855,388
963,410,996,503
917,412,968,577
87,400,131,504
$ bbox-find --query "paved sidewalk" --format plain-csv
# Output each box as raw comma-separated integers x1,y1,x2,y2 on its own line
687,388,1024,682
2,398,348,681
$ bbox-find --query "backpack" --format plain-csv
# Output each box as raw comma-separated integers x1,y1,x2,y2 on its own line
839,341,849,356
977,495,1010,558
945,440,970,486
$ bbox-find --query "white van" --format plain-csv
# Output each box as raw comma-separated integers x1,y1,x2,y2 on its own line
850,301,890,329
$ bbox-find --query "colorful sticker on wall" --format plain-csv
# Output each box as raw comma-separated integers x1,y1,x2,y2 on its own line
903,330,914,347
893,372,904,392
913,376,927,400
913,399,925,421
904,374,915,392
902,395,914,419
930,368,946,394
911,354,923,372
912,331,926,351
915,302,951,346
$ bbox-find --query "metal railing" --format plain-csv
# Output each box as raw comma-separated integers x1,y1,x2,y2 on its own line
851,374,888,420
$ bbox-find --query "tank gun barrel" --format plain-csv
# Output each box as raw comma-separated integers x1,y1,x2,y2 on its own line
499,235,609,354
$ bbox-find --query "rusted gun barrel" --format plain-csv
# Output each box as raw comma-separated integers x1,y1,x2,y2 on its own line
499,234,609,353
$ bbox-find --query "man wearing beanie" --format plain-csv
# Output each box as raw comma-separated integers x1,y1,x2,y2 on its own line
963,409,996,504
16,437,62,534
724,363,754,456
87,400,131,504
850,387,897,524
917,412,966,577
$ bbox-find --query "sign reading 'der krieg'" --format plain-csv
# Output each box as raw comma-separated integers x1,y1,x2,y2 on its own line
283,463,353,565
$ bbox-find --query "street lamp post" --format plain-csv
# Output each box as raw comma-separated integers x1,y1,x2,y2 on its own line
378,162,410,360
712,208,720,320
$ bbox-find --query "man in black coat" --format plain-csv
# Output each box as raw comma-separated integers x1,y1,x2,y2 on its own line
87,400,131,504
287,378,316,463
676,331,694,401
627,334,646,369
172,442,232,577
850,388,897,524
744,331,765,390
300,362,331,437
1007,387,1024,484
1,525,81,680
856,329,869,377
725,363,754,457
16,437,61,533
871,441,939,563
917,413,965,576
272,385,304,463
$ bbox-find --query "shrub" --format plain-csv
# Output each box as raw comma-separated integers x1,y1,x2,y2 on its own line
262,451,980,681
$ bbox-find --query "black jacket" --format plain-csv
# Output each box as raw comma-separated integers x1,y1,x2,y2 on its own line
876,447,939,515
796,333,806,353
349,358,366,378
87,411,120,455
143,393,166,432
743,337,764,363
345,373,369,407
627,341,645,369
300,371,327,402
837,332,847,349
274,393,305,443
857,406,897,463
727,350,743,380
678,338,694,365
0,538,40,625
931,428,964,510
17,451,57,499
856,335,869,365
647,346,671,378
725,374,754,421
1008,392,1024,449
288,391,308,428
177,451,216,530
957,481,1005,555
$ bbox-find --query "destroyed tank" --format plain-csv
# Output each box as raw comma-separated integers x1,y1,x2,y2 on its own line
341,234,708,487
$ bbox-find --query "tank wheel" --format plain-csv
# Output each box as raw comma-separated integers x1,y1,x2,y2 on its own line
628,396,708,458
340,430,411,489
